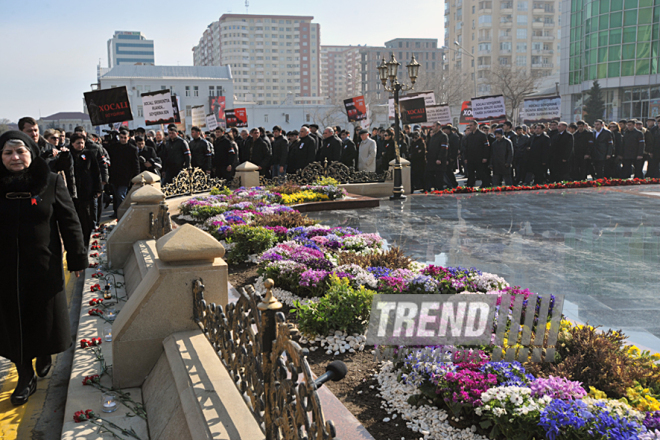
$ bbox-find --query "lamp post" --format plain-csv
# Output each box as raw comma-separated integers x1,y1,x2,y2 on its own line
454,41,478,98
377,53,420,200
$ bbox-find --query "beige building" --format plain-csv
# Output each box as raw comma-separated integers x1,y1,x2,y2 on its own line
444,0,562,96
321,39,445,105
193,14,323,105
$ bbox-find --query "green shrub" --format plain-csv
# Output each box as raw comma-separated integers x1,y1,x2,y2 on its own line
209,186,232,196
525,325,650,398
314,176,341,186
190,205,229,222
292,276,374,337
225,225,277,264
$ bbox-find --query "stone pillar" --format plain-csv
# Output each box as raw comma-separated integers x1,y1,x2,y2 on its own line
112,224,227,389
118,171,162,220
107,185,165,268
235,161,260,188
389,158,412,196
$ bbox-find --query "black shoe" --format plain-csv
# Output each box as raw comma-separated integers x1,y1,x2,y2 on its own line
35,355,52,378
11,373,36,406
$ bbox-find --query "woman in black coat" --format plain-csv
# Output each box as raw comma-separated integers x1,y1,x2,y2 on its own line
0,131,87,406
70,132,102,249
409,132,427,192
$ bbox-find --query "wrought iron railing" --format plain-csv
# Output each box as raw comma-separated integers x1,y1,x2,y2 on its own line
192,279,338,440
161,167,226,198
258,160,392,187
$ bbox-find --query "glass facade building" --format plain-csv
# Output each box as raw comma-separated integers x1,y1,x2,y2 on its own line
560,0,660,121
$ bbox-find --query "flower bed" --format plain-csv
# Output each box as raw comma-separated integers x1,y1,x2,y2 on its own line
179,188,660,440
430,177,660,196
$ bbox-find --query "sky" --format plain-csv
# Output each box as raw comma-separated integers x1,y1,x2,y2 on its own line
0,0,444,123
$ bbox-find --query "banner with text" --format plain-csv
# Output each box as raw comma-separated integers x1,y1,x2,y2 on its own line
191,105,206,127
400,97,428,124
521,96,561,124
422,104,453,127
344,95,368,122
471,94,507,121
206,113,218,131
209,96,226,127
141,90,176,126
226,108,248,128
84,87,133,126
389,91,436,118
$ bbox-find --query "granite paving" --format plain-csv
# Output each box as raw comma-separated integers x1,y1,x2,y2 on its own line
309,185,660,352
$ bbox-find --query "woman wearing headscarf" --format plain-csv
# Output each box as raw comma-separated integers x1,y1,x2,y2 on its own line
0,131,87,406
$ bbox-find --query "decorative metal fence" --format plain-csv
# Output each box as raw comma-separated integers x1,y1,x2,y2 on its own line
192,279,338,440
259,160,392,187
161,167,226,198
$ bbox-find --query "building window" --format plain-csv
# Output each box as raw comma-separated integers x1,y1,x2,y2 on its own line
186,105,192,117
138,105,143,117
517,42,527,52
185,86,190,96
516,55,527,66
478,15,492,24
209,85,215,96
517,15,528,24
194,86,199,97
518,1,528,10
517,28,527,39
264,114,269,122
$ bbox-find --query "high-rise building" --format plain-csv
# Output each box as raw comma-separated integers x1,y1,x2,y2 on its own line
444,0,562,96
321,39,444,104
560,0,660,122
107,31,155,67
193,14,322,105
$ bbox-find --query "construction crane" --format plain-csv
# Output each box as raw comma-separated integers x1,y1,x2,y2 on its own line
245,0,249,13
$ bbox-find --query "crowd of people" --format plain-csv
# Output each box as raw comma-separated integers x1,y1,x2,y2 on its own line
11,114,660,235
1,111,659,407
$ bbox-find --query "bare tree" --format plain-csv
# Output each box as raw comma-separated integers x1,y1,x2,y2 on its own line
0,118,12,135
486,65,540,121
412,67,472,108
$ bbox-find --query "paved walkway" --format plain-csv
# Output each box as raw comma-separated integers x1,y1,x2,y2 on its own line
310,184,660,353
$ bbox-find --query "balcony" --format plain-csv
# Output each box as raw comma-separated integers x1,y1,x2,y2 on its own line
478,64,492,69
478,49,492,55
500,21,513,27
445,8,450,15
532,21,544,28
478,7,492,13
478,22,492,27
499,34,512,40
533,7,545,13
532,62,553,68
500,49,512,54
533,34,555,40
478,36,492,41
544,22,555,27
500,7,513,13
542,49,554,54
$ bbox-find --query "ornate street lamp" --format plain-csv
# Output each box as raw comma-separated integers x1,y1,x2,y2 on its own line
379,53,420,200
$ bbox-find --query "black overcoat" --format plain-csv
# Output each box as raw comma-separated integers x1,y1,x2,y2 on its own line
0,131,88,363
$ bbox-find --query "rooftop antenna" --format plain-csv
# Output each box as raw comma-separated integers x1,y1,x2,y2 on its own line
245,0,249,13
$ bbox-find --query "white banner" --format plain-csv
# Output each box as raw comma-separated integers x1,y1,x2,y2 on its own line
191,105,206,127
360,104,371,129
389,91,436,118
471,94,506,121
521,96,561,124
422,104,453,126
205,113,218,131
141,90,176,126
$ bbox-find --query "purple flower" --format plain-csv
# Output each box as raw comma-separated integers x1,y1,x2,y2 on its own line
530,376,587,400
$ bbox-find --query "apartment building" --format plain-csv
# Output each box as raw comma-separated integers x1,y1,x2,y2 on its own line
193,14,322,105
444,0,562,96
321,39,445,104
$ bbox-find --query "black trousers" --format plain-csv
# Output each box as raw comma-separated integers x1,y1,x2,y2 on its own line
592,160,606,180
424,164,445,191
647,157,660,178
74,199,95,250
621,159,644,179
466,160,491,188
